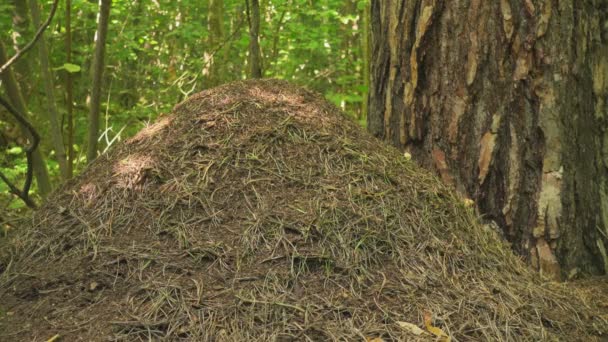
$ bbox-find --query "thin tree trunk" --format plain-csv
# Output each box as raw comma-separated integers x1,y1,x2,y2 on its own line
28,0,68,179
246,0,262,79
368,1,608,278
65,0,74,178
270,8,287,68
87,0,111,163
11,0,32,86
122,0,142,108
208,0,225,86
360,0,370,121
0,41,52,197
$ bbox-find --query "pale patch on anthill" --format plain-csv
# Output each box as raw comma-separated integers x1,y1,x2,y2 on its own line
112,154,155,190
77,183,99,206
127,115,173,144
247,86,333,125
217,94,235,106
248,86,304,106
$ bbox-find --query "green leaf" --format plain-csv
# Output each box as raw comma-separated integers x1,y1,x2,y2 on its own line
357,1,368,11
7,146,23,155
54,63,81,73
8,199,26,210
63,63,81,73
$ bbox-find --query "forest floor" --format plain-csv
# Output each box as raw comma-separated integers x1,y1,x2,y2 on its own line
0,80,607,341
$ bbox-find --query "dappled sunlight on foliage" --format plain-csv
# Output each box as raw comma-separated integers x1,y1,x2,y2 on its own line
1,0,369,207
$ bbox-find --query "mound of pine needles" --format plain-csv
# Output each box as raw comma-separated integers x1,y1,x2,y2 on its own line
1,80,606,341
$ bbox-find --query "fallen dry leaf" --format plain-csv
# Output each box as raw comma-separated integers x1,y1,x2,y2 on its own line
366,337,384,342
397,321,426,336
424,312,451,342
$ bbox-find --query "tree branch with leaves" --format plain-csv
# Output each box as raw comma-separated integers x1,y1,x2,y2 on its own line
0,0,60,208
0,0,59,75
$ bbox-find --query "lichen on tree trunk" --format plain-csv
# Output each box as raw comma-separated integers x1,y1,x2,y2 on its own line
368,0,608,278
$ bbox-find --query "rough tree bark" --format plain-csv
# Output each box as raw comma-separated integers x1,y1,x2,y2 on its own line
87,0,111,163
368,1,608,278
246,0,263,78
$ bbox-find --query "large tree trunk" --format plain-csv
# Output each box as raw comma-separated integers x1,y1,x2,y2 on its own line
86,0,111,163
368,1,608,279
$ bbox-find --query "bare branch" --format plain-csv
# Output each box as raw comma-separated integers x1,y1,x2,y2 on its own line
202,15,247,72
0,96,39,209
0,0,60,208
0,0,60,75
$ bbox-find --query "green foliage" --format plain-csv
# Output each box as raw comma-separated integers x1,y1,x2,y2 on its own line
261,0,367,114
0,3,14,37
0,0,370,210
1,147,28,210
